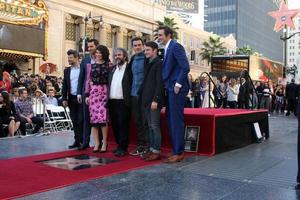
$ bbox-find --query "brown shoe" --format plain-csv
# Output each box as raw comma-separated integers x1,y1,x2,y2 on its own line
140,151,152,160
145,153,160,161
163,153,184,163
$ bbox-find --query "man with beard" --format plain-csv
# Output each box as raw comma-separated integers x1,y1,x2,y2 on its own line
62,50,83,148
108,48,132,157
77,39,99,150
158,26,190,163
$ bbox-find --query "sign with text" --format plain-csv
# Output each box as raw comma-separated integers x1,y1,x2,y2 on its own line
0,0,48,26
155,0,199,13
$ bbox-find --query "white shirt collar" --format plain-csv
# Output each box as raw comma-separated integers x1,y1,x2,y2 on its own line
117,62,127,70
164,39,172,51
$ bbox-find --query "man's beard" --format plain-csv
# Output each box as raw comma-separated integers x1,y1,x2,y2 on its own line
117,59,125,66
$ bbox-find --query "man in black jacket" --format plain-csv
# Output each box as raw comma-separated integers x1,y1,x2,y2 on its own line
140,41,165,161
286,79,298,116
62,49,83,149
108,48,132,157
238,78,250,109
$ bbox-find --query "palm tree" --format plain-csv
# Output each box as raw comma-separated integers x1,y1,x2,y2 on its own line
200,36,227,65
153,17,179,40
236,45,255,55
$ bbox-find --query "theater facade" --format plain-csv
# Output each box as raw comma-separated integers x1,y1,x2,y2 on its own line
0,0,48,73
0,0,165,75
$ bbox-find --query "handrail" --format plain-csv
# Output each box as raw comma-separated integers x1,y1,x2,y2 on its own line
200,72,223,108
240,70,259,109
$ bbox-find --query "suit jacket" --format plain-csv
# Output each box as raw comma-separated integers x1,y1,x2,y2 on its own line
77,56,92,96
108,63,132,107
238,82,250,101
162,40,190,92
141,57,165,108
286,83,298,99
62,67,72,101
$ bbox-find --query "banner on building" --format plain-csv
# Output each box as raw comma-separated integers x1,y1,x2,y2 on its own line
155,0,199,14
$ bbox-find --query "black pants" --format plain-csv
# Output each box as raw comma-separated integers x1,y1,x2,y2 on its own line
287,98,297,115
68,95,83,145
109,99,131,151
228,101,237,109
82,95,91,145
20,116,43,135
131,96,148,147
238,99,249,109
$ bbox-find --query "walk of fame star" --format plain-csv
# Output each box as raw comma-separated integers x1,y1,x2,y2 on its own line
268,2,300,32
40,154,118,170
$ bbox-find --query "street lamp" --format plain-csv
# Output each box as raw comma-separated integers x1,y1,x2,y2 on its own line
280,30,300,77
82,12,103,56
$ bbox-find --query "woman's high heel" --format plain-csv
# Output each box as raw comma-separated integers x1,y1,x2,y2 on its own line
93,145,100,153
100,143,108,153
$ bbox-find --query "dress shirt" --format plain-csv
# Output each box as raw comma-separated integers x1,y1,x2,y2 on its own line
131,53,145,96
110,63,126,99
46,96,58,106
164,39,171,57
15,98,34,117
70,66,80,95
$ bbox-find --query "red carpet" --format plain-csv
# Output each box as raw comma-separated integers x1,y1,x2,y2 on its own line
0,145,168,200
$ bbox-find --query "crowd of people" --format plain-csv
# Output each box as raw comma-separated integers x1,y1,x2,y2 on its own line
0,25,298,164
0,66,64,138
185,74,299,116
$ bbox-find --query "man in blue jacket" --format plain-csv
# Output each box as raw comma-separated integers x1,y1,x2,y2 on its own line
158,26,190,163
76,39,99,150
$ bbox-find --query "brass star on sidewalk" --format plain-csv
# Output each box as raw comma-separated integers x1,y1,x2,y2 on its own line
41,155,118,170
268,2,300,32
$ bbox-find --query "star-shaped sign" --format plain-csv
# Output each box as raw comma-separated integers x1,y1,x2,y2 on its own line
41,155,118,170
268,2,300,32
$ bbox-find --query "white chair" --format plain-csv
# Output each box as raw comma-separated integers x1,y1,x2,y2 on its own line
47,106,72,131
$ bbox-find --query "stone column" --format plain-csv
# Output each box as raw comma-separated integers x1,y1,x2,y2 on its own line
99,23,111,46
134,31,143,38
77,18,85,39
115,27,128,48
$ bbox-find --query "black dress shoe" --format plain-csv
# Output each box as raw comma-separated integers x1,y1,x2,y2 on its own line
68,143,80,149
295,184,300,190
114,150,127,157
112,148,119,153
78,144,90,150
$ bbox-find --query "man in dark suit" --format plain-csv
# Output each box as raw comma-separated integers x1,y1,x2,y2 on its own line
108,48,132,157
62,49,83,149
238,78,250,109
286,79,298,116
140,41,165,161
158,26,190,163
77,39,99,150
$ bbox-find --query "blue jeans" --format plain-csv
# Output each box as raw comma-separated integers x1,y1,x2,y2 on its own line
144,106,161,153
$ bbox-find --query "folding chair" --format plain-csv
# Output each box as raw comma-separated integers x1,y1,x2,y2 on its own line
47,106,72,131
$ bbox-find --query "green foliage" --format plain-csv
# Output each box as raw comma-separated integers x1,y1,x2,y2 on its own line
236,45,255,55
199,36,227,65
153,17,179,40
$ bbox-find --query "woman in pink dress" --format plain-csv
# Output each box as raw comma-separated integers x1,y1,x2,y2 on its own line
85,45,110,152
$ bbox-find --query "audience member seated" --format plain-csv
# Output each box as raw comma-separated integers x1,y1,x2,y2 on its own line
46,88,58,106
0,91,20,137
14,88,43,136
